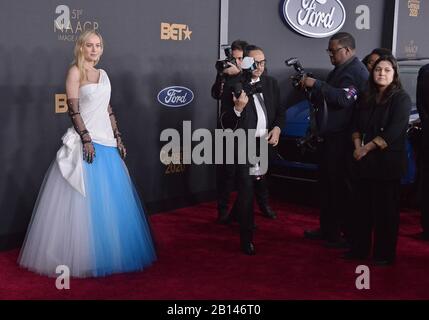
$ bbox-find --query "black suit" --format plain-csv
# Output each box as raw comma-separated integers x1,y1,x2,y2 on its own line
212,74,273,219
220,75,284,246
310,56,369,242
351,89,411,261
417,64,429,237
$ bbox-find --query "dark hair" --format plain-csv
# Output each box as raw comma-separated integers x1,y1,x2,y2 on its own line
370,47,392,56
330,32,355,49
367,54,402,104
231,39,248,52
243,44,263,56
362,53,371,66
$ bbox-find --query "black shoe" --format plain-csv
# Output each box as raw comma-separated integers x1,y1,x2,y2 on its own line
414,232,429,241
216,211,231,225
324,238,350,249
261,206,277,219
241,242,256,255
304,228,325,240
341,250,367,260
229,209,239,223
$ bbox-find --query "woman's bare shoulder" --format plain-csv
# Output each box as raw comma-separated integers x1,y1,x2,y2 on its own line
67,65,80,81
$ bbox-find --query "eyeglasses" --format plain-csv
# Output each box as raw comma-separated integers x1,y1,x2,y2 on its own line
326,47,346,55
254,59,266,67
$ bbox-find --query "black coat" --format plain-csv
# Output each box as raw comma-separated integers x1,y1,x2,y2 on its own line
417,63,429,147
311,56,369,135
352,89,412,180
219,75,284,132
417,63,429,129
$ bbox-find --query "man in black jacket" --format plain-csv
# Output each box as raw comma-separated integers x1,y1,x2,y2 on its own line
211,40,246,101
212,40,278,224
220,45,284,255
416,63,429,240
299,32,369,247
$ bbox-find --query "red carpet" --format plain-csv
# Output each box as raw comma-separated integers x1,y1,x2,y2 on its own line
1,198,428,300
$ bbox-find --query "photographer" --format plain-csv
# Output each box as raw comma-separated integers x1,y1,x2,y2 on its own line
299,32,368,248
219,45,284,255
212,41,278,225
211,40,247,101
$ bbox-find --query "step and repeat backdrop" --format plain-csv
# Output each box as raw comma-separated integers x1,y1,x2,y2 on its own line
393,0,429,59
228,0,387,106
2,0,418,250
0,0,219,249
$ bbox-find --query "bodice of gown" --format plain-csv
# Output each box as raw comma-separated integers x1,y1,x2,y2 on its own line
56,69,117,196
78,69,116,147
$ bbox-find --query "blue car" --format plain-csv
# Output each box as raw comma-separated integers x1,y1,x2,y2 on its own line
271,59,427,187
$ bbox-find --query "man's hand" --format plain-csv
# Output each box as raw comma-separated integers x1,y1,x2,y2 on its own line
267,126,281,146
223,62,240,76
299,75,316,89
232,90,249,113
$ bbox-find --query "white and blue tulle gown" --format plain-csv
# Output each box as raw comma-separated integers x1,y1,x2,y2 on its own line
18,69,156,278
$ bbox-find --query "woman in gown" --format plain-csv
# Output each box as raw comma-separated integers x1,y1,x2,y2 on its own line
18,30,156,277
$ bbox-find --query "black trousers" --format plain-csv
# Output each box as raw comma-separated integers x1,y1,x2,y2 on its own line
351,179,401,261
318,133,351,241
216,165,270,217
235,164,255,244
420,131,429,235
216,164,236,215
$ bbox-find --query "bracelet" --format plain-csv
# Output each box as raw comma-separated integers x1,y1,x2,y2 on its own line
79,129,89,137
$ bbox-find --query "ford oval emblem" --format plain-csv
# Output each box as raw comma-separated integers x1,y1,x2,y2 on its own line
282,0,346,38
157,86,194,108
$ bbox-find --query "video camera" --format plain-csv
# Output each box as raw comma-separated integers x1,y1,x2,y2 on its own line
285,57,321,151
285,57,310,88
215,45,236,74
233,56,263,98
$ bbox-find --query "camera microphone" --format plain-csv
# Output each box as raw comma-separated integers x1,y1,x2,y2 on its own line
285,57,299,67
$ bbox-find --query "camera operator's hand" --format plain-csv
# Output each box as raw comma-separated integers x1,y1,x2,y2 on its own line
300,75,316,89
232,90,249,113
223,62,241,76
267,126,281,146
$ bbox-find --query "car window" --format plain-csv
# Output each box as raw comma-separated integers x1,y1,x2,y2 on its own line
398,60,429,106
398,66,419,106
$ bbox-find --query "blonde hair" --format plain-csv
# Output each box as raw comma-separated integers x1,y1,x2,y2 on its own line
73,29,104,82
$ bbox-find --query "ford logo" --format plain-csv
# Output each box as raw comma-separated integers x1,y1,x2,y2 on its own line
282,0,346,38
157,86,194,108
